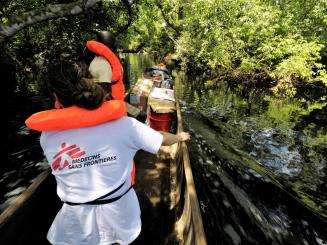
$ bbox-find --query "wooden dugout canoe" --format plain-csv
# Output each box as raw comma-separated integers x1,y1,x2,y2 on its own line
0,70,207,245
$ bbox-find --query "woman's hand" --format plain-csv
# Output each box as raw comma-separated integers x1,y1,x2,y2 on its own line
161,131,191,146
177,132,191,142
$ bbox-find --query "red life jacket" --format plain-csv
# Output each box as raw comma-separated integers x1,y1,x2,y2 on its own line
86,41,125,101
25,100,127,132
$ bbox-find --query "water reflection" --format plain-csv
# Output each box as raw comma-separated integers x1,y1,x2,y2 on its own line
124,57,327,244
185,111,326,244
175,71,326,244
122,54,155,89
249,128,302,176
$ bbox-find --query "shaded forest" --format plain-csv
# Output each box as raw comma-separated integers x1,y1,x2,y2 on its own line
1,0,327,99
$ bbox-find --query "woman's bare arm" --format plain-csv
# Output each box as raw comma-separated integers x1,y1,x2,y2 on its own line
160,131,190,146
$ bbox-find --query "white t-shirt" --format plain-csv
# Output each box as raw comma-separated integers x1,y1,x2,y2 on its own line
40,117,163,244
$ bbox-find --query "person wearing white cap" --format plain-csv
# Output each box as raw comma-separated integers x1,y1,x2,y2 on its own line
88,56,113,98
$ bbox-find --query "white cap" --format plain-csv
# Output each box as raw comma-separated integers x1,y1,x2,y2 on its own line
89,56,112,83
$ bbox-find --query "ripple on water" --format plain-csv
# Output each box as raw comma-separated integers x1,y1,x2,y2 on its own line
4,186,27,198
249,128,302,177
17,126,31,136
223,224,241,245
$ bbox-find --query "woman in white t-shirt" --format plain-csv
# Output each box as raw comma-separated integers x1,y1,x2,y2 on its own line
39,62,190,244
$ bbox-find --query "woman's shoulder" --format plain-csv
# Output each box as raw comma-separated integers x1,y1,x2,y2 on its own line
40,117,139,139
115,116,139,125
39,131,58,148
102,116,138,127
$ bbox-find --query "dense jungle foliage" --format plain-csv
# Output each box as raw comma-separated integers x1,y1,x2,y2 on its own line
132,0,327,99
1,0,327,100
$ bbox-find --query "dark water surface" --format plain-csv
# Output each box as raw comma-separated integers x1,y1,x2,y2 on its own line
173,71,327,244
2,109,48,211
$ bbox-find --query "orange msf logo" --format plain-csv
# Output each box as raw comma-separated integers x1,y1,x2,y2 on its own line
51,143,85,171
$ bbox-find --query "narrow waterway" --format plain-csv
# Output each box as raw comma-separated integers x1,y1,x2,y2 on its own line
4,54,327,245
2,103,48,211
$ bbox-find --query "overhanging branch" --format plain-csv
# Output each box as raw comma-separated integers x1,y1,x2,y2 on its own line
115,0,135,34
156,0,182,34
0,0,101,42
121,42,145,53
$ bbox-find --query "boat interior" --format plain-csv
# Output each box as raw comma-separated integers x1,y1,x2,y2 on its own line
0,66,206,245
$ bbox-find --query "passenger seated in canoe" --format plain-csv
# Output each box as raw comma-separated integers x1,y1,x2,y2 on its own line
88,51,113,98
85,36,138,186
86,31,125,101
25,61,190,245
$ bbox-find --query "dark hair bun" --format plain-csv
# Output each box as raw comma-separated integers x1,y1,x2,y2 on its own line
47,61,105,110
73,78,105,110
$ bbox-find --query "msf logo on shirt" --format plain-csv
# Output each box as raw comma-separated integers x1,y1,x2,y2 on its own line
51,143,85,171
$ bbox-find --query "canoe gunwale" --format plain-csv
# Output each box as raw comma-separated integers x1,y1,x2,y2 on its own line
0,168,51,228
170,99,207,245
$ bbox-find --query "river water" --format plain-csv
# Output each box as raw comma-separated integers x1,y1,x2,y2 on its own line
173,72,327,244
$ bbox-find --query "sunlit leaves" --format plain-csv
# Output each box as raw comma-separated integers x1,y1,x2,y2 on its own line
127,0,327,97
1,0,326,99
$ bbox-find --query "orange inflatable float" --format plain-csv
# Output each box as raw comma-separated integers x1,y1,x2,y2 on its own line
25,100,127,132
86,41,125,101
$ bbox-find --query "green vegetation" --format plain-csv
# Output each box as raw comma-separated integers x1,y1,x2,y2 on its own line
126,0,327,97
1,0,326,98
